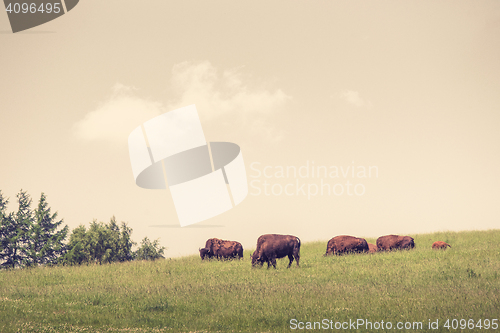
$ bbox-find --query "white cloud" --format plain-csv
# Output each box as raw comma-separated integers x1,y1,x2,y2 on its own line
338,90,372,109
168,61,290,120
74,62,290,144
73,84,164,144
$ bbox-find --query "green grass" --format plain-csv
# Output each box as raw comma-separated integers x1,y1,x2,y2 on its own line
1,230,499,332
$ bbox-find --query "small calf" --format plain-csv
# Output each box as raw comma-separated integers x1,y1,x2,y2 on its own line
432,241,451,250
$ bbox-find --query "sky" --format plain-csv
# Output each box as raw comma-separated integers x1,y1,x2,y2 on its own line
1,0,499,258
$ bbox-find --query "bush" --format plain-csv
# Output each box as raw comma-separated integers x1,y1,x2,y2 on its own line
63,216,135,265
134,237,165,261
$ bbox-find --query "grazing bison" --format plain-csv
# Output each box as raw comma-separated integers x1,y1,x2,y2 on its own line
199,247,211,259
376,235,415,251
432,241,451,250
199,238,243,260
368,243,378,253
251,234,301,269
324,235,369,256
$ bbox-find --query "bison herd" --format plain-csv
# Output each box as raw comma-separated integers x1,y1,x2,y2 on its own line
199,234,451,269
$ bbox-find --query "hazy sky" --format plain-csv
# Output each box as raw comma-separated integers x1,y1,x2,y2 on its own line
1,1,499,257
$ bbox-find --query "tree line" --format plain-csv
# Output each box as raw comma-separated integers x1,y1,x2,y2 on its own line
0,190,165,269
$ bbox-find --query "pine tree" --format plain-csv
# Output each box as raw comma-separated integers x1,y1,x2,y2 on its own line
0,191,13,267
0,190,33,268
26,193,68,266
0,190,69,268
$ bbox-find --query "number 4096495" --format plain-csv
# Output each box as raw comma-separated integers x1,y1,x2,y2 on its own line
5,2,61,14
443,319,498,330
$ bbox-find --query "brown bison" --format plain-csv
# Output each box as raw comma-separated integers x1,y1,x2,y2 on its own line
376,235,415,251
251,234,301,269
199,238,243,260
432,241,451,250
368,243,377,253
324,235,369,256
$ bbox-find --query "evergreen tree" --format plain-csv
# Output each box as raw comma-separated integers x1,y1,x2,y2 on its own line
25,193,68,266
0,190,69,268
135,237,166,261
0,190,33,269
0,191,13,267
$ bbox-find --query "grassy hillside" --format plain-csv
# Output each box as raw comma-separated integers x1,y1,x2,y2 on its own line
1,230,499,333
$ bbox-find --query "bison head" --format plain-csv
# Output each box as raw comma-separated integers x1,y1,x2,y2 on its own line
251,251,262,267
199,248,211,260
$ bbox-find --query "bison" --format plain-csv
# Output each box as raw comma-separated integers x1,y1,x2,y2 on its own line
199,238,243,260
432,241,451,250
376,235,415,251
251,234,301,269
324,235,369,256
367,243,377,253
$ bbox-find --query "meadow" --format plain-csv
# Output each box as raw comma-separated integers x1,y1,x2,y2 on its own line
0,230,499,333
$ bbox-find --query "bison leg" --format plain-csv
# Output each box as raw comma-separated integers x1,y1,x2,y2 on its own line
287,254,294,268
266,256,277,269
291,249,300,267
